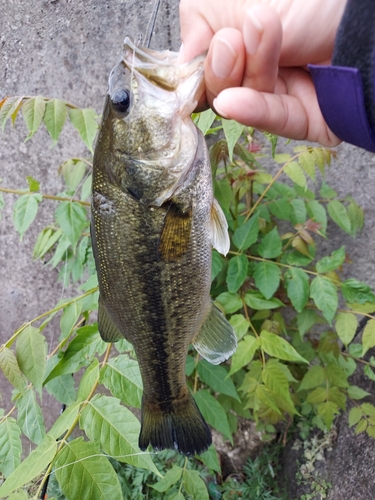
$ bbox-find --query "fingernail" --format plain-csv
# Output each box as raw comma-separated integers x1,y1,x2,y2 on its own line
244,9,263,55
213,97,229,118
211,38,237,79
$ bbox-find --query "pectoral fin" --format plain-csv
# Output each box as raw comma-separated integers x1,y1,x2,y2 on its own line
158,203,192,262
210,198,230,256
193,302,237,365
98,298,124,343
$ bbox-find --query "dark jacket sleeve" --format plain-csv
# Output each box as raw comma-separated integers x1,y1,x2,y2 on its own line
308,0,375,152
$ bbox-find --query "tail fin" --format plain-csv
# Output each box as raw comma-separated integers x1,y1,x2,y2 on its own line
138,393,212,456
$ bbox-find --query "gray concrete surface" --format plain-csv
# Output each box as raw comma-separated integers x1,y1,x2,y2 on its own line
1,1,375,497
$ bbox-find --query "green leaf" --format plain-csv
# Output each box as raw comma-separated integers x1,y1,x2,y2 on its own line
47,402,80,441
335,312,357,346
69,108,98,152
194,390,232,441
183,469,209,500
16,389,45,444
198,445,221,473
44,325,106,384
306,200,327,235
0,96,23,131
262,360,296,413
0,418,22,478
43,98,67,143
100,355,142,408
285,267,309,313
325,363,348,388
362,319,375,356
54,437,123,500
253,261,280,300
55,201,88,247
60,302,82,339
222,119,244,162
355,419,367,434
77,359,100,402
361,403,375,417
284,161,307,189
151,465,182,492
319,182,337,198
348,407,363,427
316,246,346,274
257,228,282,259
0,435,57,498
310,276,338,323
197,359,240,401
45,361,76,406
298,365,325,391
13,193,42,239
299,150,316,181
214,179,232,212
347,386,371,400
228,336,259,376
16,326,46,392
7,491,29,500
0,347,26,393
291,199,307,224
296,310,321,338
195,109,216,135
33,227,62,260
317,401,339,428
244,291,283,310
341,279,375,304
306,387,326,404
226,254,248,293
268,199,292,221
347,199,364,237
327,200,351,234
22,96,46,140
60,159,87,192
80,395,159,474
211,250,223,281
232,215,259,251
259,330,308,363
215,292,243,314
81,173,92,201
229,314,250,340
26,175,40,192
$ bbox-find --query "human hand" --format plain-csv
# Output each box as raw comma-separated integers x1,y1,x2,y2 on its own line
179,0,347,146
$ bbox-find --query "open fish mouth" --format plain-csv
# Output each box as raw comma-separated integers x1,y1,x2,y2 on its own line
120,36,206,107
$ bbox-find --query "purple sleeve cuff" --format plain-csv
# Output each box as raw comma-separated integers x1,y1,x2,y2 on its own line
309,64,375,153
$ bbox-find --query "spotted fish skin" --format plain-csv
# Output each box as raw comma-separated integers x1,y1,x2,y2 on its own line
91,38,236,455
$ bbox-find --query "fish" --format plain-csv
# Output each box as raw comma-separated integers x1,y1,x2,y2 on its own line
91,37,237,456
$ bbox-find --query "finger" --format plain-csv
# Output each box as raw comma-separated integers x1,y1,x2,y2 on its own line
204,28,246,106
179,0,214,62
212,72,340,146
241,5,282,92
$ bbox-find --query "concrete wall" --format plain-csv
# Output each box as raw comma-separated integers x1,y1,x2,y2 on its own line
1,1,375,497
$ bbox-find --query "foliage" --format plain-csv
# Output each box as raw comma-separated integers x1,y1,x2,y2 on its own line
1,96,375,499
219,444,287,499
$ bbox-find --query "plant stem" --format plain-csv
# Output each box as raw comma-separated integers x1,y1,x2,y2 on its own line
0,187,90,206
32,342,112,500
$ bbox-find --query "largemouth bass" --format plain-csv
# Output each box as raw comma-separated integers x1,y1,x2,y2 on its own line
91,37,237,456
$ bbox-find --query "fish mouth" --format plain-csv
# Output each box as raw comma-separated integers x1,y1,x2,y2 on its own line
121,36,206,107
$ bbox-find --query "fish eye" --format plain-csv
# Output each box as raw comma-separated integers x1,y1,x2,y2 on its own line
111,89,131,113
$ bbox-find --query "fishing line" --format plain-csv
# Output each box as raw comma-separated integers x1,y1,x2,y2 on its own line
144,0,162,48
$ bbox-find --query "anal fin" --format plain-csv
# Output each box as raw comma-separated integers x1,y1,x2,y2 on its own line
98,297,124,343
193,302,237,365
